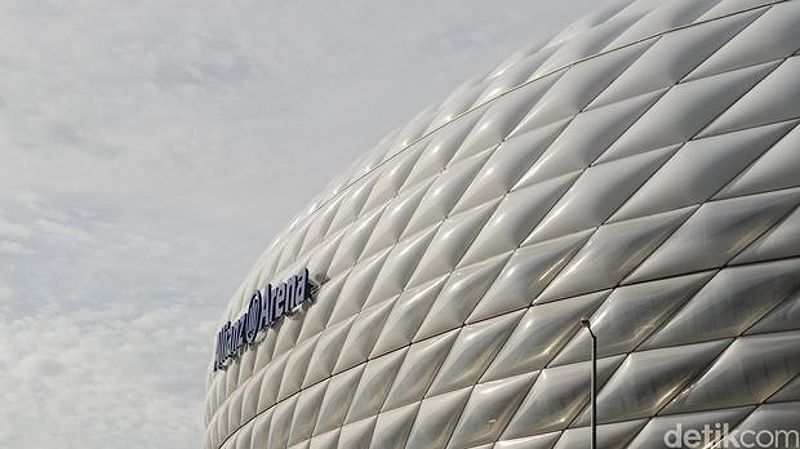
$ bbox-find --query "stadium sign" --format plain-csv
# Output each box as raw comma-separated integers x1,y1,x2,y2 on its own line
214,268,314,371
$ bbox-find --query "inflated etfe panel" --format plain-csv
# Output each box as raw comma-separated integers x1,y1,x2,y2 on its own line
205,0,800,448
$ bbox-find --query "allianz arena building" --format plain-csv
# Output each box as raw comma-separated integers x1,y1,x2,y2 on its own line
205,0,800,448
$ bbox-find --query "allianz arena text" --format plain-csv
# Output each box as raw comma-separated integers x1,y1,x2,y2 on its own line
204,0,800,448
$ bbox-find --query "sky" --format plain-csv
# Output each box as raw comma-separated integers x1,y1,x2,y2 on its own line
0,0,605,447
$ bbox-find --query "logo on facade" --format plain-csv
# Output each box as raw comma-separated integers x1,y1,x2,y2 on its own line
214,267,315,372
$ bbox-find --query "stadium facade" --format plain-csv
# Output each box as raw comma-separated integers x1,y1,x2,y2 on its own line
204,0,800,448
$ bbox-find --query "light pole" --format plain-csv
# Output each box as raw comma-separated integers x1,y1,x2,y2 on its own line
581,318,597,449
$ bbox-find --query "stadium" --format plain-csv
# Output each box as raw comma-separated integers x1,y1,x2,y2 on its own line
204,0,800,448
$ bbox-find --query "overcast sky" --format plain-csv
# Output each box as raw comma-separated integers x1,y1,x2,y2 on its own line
0,0,606,447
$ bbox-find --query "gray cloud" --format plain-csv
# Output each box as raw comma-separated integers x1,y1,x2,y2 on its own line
0,0,605,447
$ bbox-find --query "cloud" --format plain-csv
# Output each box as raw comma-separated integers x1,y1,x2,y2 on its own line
0,0,606,447
0,305,217,448
0,278,13,302
0,216,33,240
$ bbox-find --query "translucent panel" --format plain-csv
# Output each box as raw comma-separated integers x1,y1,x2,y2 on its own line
237,426,253,449
305,231,346,284
483,291,609,382
510,41,651,134
701,57,800,136
337,417,376,449
403,149,492,237
313,366,364,435
240,373,261,423
628,188,800,283
427,311,524,396
534,13,642,76
404,387,471,449
367,403,419,449
362,226,438,308
295,273,346,343
769,376,800,403
332,298,396,373
271,304,307,361
463,445,493,449
495,432,561,449
544,0,633,48
474,47,558,105
521,90,662,187
548,0,631,46
626,407,752,449
249,412,274,449
215,407,228,447
501,355,626,439
455,76,560,162
539,207,694,302
642,259,800,349
288,380,329,446
717,123,800,200
344,349,408,424
308,429,340,449
326,250,389,327
735,205,800,263
327,205,385,276
452,121,569,214
728,402,800,441
327,176,380,239
224,357,244,398
553,420,646,449
405,112,481,187
346,129,396,183
360,179,431,259
268,396,299,449
689,1,800,80
576,340,730,424
298,199,342,259
605,0,719,48
391,104,438,151
468,231,591,323
526,146,674,244
664,331,800,413
448,373,537,448
278,224,314,274
487,40,549,81
370,276,448,358
596,61,777,164
552,271,714,365
458,172,579,266
415,254,510,341
256,354,287,412
747,289,800,335
592,10,759,107
612,121,797,222
428,79,489,134
277,336,319,402
226,388,244,436
696,0,773,21
407,200,499,288
382,330,458,412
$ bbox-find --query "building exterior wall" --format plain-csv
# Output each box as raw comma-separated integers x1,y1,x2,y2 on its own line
204,0,800,448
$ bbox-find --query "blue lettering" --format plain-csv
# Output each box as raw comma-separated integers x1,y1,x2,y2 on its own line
285,278,297,312
245,291,262,344
213,268,317,371
273,282,285,319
